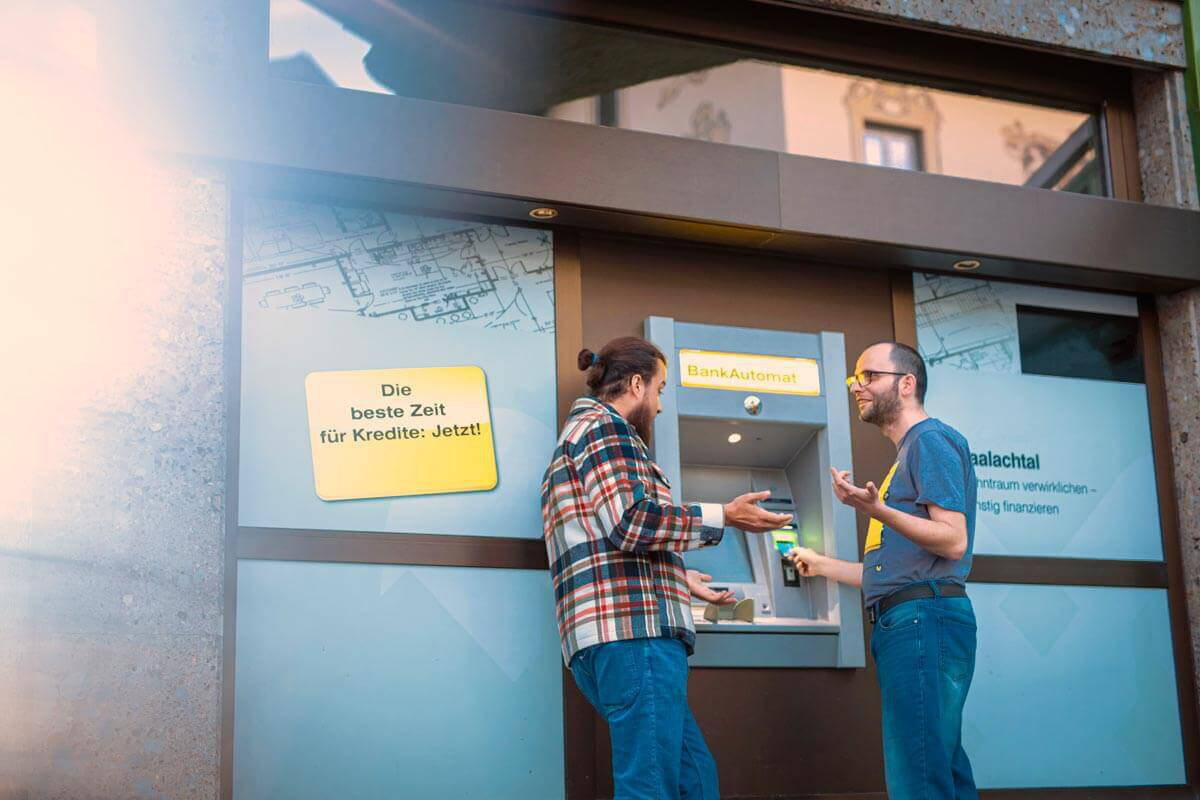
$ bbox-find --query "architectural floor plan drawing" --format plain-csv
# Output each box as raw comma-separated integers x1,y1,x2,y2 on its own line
243,198,555,334
914,272,1019,374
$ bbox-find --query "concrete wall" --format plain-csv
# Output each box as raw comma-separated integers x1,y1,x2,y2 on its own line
0,157,229,799
785,0,1188,67
1133,64,1200,709
0,2,231,798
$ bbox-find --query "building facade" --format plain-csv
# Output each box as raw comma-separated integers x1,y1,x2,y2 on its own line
3,0,1200,798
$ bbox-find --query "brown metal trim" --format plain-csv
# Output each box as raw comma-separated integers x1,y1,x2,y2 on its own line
1104,92,1146,203
969,555,1168,588
980,788,1197,800
219,188,244,800
553,229,598,800
704,784,1197,799
555,230,587,427
889,270,918,348
1138,295,1200,788
237,528,548,569
562,666,598,800
138,82,1200,293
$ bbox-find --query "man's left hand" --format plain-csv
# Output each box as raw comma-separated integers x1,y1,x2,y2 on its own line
686,570,735,605
831,467,885,516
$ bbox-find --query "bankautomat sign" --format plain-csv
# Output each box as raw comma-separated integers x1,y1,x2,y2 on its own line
678,349,821,396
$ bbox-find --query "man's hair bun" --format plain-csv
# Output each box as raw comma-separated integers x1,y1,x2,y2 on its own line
577,338,665,401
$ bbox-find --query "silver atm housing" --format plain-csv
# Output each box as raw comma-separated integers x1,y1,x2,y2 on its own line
646,317,865,668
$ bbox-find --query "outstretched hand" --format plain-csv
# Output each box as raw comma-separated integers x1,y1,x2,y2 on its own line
723,490,793,533
786,546,825,578
830,468,885,516
686,570,736,605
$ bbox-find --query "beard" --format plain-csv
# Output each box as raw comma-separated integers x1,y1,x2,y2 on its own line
860,381,901,426
627,395,656,447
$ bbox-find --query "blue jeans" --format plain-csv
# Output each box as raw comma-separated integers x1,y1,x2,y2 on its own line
570,637,719,800
870,590,979,800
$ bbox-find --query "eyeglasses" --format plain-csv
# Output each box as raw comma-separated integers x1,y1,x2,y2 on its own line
845,370,908,390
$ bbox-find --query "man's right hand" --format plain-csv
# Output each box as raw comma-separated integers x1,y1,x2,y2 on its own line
786,546,826,577
723,490,792,533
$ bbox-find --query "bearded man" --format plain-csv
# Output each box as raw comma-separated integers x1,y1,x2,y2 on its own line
542,335,791,800
788,340,979,800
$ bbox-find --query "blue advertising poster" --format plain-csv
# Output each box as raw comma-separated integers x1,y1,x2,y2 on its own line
237,197,556,538
914,273,1162,561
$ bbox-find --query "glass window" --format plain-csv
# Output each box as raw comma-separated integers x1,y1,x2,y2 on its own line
862,124,921,170
964,583,1185,788
234,561,564,799
684,528,755,584
267,0,1107,196
1015,304,1144,383
238,196,557,538
914,273,1163,560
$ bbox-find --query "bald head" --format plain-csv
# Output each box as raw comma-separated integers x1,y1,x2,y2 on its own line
850,341,928,427
869,341,926,404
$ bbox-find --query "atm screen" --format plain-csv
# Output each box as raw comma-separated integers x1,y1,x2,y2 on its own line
684,528,754,584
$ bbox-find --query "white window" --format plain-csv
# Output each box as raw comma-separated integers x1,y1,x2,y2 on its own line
862,124,922,170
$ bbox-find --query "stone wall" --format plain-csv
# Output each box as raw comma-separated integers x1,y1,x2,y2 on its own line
786,0,1187,66
0,2,232,797
0,161,228,799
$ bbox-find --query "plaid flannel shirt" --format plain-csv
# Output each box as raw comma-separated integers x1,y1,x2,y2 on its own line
541,397,725,665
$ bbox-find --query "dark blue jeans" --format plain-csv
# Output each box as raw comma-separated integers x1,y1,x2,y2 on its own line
570,637,719,800
871,590,979,800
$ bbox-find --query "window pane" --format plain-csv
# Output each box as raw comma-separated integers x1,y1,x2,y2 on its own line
914,273,1163,560
268,0,1107,196
234,561,565,799
885,137,911,169
1016,304,1144,383
965,584,1185,788
862,134,884,166
238,196,557,537
684,528,755,584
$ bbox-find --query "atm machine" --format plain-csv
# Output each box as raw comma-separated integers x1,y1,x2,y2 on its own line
646,317,865,668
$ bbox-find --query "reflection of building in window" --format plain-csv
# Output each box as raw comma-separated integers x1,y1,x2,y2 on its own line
845,80,941,173
1007,118,1104,195
1002,121,1061,176
862,124,922,170
690,101,732,143
658,71,710,110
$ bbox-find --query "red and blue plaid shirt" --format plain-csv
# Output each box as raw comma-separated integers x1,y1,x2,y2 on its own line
541,397,725,665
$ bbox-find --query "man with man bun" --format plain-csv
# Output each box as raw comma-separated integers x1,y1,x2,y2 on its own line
542,335,791,800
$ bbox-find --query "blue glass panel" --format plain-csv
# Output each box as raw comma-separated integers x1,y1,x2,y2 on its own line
234,560,564,799
238,198,556,538
684,528,754,584
914,273,1163,561
964,583,1185,788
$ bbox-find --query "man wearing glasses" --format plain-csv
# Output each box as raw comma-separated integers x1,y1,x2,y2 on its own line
788,341,979,800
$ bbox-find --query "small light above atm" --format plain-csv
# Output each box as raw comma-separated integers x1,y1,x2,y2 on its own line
727,433,743,444
953,258,981,271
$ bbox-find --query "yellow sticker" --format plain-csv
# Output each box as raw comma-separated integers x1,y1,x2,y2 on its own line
304,366,497,501
863,462,899,555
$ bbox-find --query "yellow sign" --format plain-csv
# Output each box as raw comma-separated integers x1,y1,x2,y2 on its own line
678,349,821,396
304,366,497,501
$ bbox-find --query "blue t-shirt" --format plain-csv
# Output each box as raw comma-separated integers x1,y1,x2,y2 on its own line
861,417,976,607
